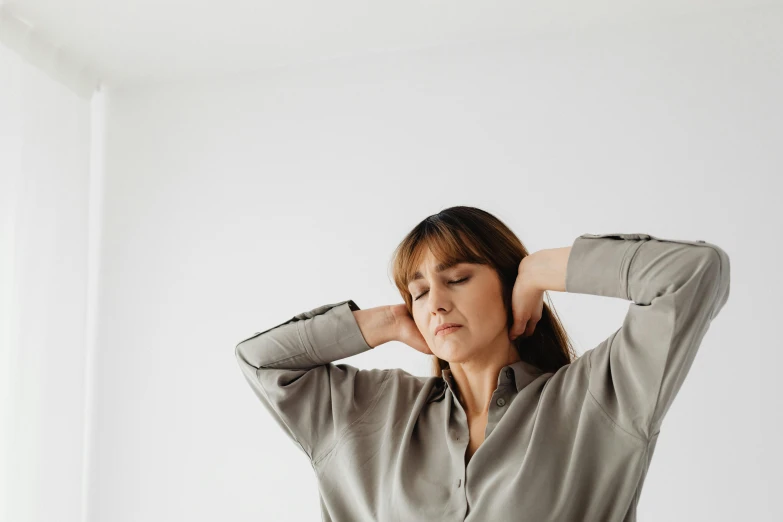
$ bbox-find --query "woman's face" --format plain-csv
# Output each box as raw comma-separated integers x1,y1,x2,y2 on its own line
408,249,509,363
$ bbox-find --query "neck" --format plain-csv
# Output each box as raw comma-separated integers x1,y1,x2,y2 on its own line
448,339,520,416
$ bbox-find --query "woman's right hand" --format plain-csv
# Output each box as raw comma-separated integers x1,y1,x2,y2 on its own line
389,304,432,355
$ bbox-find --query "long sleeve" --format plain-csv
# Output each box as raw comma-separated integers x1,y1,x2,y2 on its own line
565,232,731,440
234,299,392,463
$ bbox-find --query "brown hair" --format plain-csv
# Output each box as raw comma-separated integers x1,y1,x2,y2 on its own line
388,206,576,377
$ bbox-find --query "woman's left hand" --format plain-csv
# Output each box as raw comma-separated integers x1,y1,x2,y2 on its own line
508,258,545,341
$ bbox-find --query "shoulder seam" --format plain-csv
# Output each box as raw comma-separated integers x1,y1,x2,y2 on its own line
587,329,651,444
586,337,648,445
311,368,394,466
253,366,313,459
586,387,648,444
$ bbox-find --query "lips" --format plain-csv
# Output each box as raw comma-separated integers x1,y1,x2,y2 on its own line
435,323,463,335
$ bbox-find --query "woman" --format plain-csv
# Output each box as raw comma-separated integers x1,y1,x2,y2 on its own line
235,206,730,521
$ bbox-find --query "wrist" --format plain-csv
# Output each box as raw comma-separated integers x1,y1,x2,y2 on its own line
353,306,398,349
520,248,570,292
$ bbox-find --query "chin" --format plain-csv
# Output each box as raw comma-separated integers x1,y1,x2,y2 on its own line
434,346,473,364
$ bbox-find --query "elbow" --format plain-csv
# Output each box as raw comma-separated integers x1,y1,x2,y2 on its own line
235,338,258,370
701,245,731,319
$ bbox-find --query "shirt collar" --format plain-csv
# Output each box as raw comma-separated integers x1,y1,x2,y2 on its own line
427,359,544,404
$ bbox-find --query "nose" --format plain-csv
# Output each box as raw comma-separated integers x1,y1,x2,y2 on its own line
427,287,452,317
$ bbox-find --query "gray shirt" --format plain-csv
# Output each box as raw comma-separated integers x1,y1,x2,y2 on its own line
235,232,730,521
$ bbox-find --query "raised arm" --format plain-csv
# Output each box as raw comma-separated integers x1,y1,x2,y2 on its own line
536,232,730,440
235,300,398,463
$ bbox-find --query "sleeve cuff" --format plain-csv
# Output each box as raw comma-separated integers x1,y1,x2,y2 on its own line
565,233,650,300
299,300,374,365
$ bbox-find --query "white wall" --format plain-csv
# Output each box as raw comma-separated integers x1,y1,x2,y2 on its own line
0,41,94,522
93,6,781,521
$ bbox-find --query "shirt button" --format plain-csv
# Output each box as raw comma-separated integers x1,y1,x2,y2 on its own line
496,397,506,407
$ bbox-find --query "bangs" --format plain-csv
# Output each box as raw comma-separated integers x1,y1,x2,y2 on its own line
397,222,489,292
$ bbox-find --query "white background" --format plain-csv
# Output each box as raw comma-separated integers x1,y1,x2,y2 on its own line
2,2,781,521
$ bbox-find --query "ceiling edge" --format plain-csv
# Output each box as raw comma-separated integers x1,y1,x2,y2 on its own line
0,4,102,99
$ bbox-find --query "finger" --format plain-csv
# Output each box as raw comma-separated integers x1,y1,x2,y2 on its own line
510,281,526,339
509,326,519,340
513,317,527,337
513,317,529,338
512,322,524,339
523,318,538,337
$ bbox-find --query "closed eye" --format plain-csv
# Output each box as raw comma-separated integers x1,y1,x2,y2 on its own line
413,277,469,301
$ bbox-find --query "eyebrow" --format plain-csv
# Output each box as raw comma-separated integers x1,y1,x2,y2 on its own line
410,260,464,283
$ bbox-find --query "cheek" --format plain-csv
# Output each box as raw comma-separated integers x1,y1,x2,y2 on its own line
466,290,506,330
413,312,427,333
